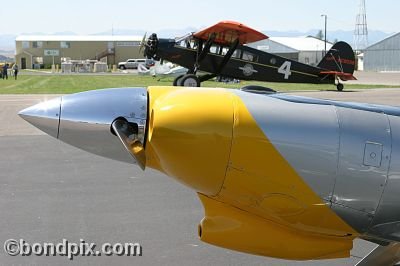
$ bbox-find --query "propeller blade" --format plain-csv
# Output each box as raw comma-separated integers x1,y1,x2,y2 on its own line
139,32,147,55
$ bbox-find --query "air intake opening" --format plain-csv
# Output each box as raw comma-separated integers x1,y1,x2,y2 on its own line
110,117,138,136
198,224,202,238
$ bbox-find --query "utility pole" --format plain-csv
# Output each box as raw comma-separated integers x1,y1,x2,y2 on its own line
321,14,327,56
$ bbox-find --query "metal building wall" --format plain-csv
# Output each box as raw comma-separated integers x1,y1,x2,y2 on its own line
299,51,326,67
15,40,142,69
364,33,400,71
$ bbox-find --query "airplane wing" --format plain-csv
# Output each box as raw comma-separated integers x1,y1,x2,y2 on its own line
193,21,268,45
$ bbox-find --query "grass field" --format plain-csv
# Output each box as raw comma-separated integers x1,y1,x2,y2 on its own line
0,74,397,94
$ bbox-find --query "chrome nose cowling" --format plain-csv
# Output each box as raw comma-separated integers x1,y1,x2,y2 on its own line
18,88,148,167
18,97,62,138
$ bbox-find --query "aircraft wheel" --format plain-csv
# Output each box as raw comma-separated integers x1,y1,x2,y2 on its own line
337,83,344,92
173,75,184,86
179,74,201,87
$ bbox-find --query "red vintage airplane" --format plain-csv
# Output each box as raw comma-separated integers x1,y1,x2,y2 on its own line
143,21,356,91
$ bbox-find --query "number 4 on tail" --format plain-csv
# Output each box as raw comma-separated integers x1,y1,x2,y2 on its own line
278,61,292,79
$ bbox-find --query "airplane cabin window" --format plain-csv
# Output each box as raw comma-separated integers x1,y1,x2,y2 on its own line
210,45,219,54
232,49,242,59
253,55,259,62
221,47,229,56
242,51,258,62
178,39,190,48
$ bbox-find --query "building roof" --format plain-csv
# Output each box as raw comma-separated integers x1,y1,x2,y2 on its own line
365,32,400,50
269,36,333,51
15,35,143,42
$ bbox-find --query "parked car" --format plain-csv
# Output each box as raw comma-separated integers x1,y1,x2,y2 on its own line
118,59,147,70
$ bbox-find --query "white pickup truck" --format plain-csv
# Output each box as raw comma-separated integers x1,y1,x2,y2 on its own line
118,59,147,70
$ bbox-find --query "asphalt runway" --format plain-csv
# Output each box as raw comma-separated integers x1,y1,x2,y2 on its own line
2,89,400,266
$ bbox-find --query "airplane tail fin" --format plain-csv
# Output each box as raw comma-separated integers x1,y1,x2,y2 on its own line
318,41,356,76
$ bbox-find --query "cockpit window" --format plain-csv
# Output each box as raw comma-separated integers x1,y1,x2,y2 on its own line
177,36,197,49
175,33,192,43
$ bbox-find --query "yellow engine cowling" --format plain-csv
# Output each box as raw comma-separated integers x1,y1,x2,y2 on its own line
198,194,353,260
145,87,356,260
146,87,234,196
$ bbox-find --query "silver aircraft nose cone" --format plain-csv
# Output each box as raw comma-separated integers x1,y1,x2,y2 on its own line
18,97,61,138
18,88,148,165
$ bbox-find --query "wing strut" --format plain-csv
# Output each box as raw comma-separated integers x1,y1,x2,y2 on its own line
189,33,216,74
199,38,239,82
187,34,239,83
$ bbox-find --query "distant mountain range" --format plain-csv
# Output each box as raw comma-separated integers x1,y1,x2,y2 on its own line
90,28,394,45
0,28,395,55
0,54,13,62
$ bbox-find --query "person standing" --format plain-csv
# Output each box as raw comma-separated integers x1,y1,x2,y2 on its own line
2,63,8,80
12,63,19,80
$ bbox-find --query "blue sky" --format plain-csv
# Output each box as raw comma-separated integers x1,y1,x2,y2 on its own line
1,0,398,34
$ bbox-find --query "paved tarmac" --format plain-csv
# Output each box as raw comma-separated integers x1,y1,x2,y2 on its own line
348,71,400,86
2,89,400,265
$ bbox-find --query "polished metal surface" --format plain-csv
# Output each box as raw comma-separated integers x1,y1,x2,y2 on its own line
18,97,61,138
59,88,148,164
236,90,400,239
271,94,400,117
331,204,373,234
369,115,400,242
332,107,391,216
275,93,400,241
19,88,148,164
234,90,340,202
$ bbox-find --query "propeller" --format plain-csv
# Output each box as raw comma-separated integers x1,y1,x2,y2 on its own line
143,33,159,60
139,32,147,55
111,119,146,170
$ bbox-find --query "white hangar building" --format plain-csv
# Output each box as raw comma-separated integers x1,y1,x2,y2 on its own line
248,36,333,67
364,32,400,72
